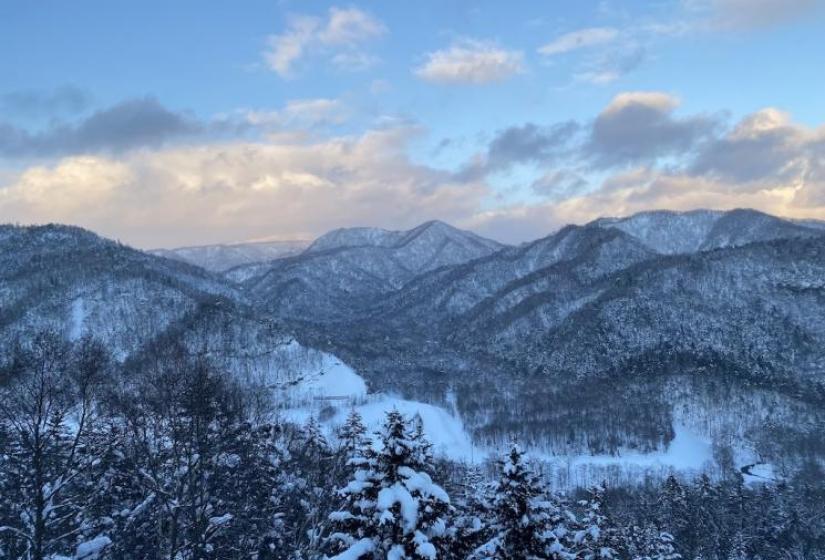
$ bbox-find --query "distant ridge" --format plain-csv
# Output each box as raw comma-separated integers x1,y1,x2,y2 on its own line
151,239,311,272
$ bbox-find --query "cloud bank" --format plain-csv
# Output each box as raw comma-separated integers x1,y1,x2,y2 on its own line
2,91,824,247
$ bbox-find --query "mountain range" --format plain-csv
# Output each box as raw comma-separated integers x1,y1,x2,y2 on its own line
2,209,824,468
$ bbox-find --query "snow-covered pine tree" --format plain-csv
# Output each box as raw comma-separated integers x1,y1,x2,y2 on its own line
450,465,493,560
623,526,681,560
326,409,452,560
409,413,433,472
474,443,570,560
574,484,618,560
337,410,369,457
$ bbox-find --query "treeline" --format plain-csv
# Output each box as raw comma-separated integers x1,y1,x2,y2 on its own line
0,333,823,559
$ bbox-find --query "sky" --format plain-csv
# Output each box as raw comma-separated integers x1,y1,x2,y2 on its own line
1,0,824,248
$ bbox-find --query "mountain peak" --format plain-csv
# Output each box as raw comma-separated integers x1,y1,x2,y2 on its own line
593,208,822,255
306,220,505,254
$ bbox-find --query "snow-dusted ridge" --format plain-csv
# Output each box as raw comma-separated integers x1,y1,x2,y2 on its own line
151,239,311,272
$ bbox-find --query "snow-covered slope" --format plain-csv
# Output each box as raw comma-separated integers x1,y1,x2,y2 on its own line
276,351,478,461
596,210,723,254
151,239,310,272
276,354,772,486
243,220,509,321
0,224,239,358
306,220,504,259
596,208,821,254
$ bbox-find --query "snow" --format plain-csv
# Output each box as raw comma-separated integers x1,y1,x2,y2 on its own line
414,531,438,560
282,390,476,461
398,466,449,503
278,351,476,460
556,424,714,471
329,537,374,560
297,351,367,398
75,536,112,559
280,355,766,486
378,483,419,533
208,513,233,526
740,462,777,484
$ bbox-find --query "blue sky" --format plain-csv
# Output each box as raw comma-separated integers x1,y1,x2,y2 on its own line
1,0,824,247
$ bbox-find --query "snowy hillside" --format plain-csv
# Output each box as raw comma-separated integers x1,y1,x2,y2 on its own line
276,349,478,461
0,224,239,358
597,208,820,254
306,220,504,258
2,209,823,488
240,220,508,321
277,352,777,489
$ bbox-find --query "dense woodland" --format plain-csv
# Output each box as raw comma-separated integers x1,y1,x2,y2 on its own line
1,334,823,560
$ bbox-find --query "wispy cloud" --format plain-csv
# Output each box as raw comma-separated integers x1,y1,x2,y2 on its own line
538,27,619,56
263,6,386,78
414,39,525,85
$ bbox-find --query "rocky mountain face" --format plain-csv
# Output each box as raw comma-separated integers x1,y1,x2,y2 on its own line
3,210,824,466
151,239,310,272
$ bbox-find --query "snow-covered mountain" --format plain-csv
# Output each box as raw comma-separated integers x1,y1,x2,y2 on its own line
288,209,825,466
3,210,824,475
306,220,505,259
596,208,820,254
239,220,509,321
151,239,310,272
0,224,242,358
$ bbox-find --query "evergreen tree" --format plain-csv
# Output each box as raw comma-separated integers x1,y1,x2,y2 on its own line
474,444,570,560
337,410,369,457
326,410,452,559
449,465,494,560
575,485,618,560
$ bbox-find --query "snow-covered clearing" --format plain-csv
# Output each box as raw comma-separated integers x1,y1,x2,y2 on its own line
277,350,477,460
279,351,773,485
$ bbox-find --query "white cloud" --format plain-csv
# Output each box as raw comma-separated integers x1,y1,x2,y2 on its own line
414,39,525,85
602,91,680,115
264,16,319,77
0,127,488,248
263,7,386,77
3,94,824,248
231,98,348,131
538,27,619,56
330,51,380,71
319,6,386,44
283,98,348,125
